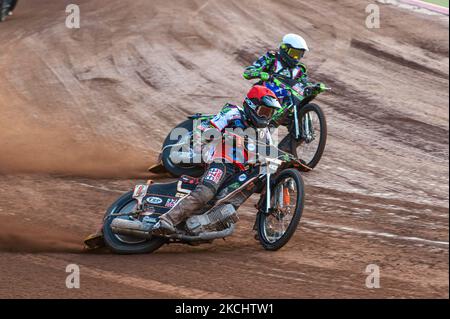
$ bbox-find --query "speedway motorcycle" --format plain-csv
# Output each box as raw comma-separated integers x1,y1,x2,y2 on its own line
84,139,307,254
151,75,329,177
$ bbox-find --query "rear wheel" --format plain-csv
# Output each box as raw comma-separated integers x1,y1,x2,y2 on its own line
161,119,204,177
102,191,167,254
257,169,305,251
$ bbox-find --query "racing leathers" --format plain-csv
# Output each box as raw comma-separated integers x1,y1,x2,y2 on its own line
243,51,314,126
244,51,311,84
158,103,272,230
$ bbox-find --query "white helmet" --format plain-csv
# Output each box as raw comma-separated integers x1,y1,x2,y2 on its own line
280,34,309,66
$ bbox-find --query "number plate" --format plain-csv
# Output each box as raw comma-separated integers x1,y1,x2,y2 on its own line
133,185,149,199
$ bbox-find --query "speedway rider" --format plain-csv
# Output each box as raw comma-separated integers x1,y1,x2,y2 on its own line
152,85,282,234
243,34,325,138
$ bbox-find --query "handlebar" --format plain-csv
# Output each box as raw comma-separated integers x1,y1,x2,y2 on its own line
270,73,330,97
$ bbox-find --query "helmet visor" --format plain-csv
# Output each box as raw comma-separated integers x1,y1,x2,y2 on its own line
261,95,282,109
287,48,305,60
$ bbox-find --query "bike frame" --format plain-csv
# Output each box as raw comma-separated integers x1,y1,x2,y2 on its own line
267,77,326,140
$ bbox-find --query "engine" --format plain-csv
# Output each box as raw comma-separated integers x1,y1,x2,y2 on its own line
185,204,239,235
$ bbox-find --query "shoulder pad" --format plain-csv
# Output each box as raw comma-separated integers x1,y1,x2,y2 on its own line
266,51,277,59
224,103,237,109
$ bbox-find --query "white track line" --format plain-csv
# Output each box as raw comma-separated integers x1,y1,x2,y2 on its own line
399,0,449,15
304,220,449,247
74,182,127,194
378,0,449,15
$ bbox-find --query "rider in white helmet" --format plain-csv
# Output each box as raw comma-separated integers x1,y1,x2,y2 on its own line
243,34,320,241
279,34,309,67
244,33,312,95
243,33,325,152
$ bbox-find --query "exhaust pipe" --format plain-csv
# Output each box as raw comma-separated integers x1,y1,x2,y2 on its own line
111,219,235,242
168,224,235,242
110,219,153,239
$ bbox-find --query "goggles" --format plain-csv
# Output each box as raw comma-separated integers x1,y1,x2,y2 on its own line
287,48,305,60
256,96,281,119
256,105,275,119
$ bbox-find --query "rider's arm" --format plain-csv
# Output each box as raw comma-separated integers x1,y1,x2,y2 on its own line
194,104,240,148
197,105,242,164
243,52,275,81
295,62,313,86
294,63,325,94
209,104,241,131
193,104,239,135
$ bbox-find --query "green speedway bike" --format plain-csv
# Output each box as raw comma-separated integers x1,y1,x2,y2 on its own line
151,75,329,177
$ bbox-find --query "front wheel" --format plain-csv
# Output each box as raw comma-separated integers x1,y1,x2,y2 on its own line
102,191,167,254
257,169,305,251
278,103,327,171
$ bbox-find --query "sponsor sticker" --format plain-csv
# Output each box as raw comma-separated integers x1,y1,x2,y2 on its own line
247,143,256,152
175,192,187,198
234,119,245,129
204,168,224,184
165,198,179,208
228,182,241,191
146,196,163,205
133,185,148,198
238,174,247,182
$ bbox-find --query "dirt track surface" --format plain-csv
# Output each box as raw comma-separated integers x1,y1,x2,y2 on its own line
0,0,448,298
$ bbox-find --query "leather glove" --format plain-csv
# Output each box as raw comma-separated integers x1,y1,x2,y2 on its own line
279,152,293,162
316,82,327,93
260,72,271,82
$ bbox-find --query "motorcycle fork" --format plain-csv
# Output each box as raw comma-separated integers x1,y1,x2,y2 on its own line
266,172,271,213
293,104,301,140
263,171,279,215
266,177,288,213
303,112,314,141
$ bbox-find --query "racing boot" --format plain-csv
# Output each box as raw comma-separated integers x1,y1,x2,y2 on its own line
153,184,216,235
153,215,177,236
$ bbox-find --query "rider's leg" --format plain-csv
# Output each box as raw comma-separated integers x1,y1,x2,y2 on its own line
158,184,215,231
158,162,236,233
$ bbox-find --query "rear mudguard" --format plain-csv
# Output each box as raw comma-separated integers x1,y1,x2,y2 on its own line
148,162,167,174
140,176,197,215
83,232,105,250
